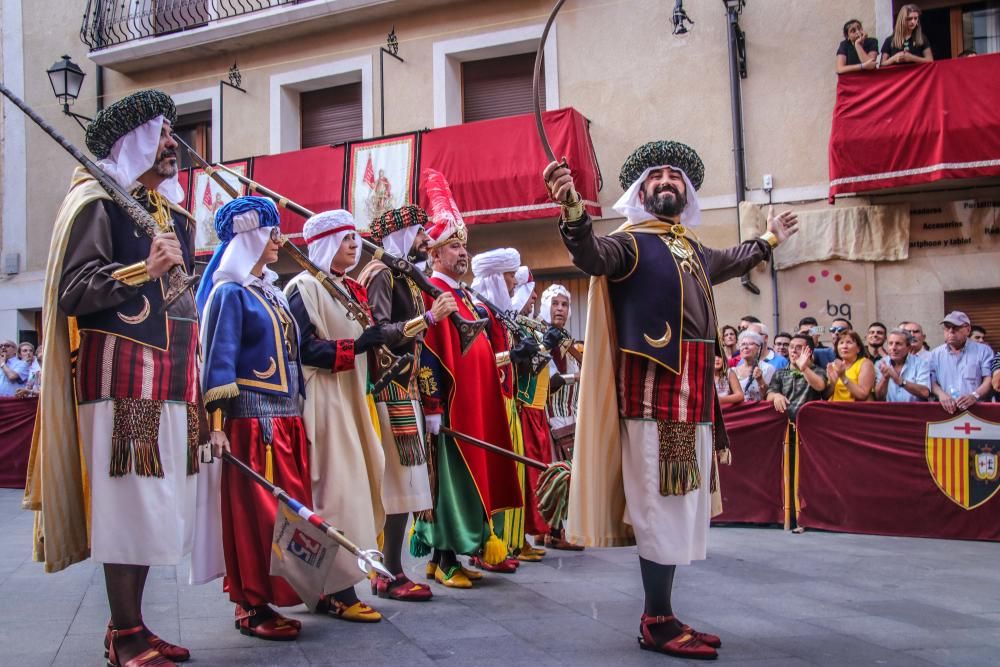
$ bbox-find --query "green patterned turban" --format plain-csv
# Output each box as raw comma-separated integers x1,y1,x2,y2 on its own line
369,205,429,245
619,140,705,191
85,89,176,159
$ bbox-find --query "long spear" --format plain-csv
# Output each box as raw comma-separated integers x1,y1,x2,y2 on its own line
221,451,394,580
0,82,197,308
173,135,412,395
211,163,488,355
439,425,571,526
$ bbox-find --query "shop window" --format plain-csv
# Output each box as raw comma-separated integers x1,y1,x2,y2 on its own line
944,287,1000,349
173,110,211,169
300,82,363,148
462,52,545,123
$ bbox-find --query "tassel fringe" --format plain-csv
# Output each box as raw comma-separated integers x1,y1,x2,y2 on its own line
483,529,508,566
408,523,431,557
659,460,701,496
264,443,274,484
536,461,572,526
110,398,164,478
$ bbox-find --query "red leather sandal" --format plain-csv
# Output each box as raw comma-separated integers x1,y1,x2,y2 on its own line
105,621,190,663
680,623,722,649
107,625,175,667
234,605,300,641
469,555,518,573
232,605,301,631
372,573,433,601
638,614,718,660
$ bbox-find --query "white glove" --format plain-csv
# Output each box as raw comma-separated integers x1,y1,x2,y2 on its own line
425,414,442,435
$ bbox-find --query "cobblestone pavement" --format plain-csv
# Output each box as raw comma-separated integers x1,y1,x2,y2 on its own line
1,489,997,666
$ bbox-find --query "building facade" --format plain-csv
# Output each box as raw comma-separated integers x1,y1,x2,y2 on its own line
2,0,999,348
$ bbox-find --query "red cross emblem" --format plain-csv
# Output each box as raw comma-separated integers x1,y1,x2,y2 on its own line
954,423,982,435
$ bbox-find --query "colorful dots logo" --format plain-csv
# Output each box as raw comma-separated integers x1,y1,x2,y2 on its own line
800,269,853,309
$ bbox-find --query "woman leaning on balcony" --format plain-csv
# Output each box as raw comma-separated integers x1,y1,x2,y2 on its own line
880,4,933,67
836,18,879,74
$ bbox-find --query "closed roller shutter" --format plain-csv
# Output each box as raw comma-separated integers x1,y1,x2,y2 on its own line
945,288,1000,351
462,52,545,123
300,83,363,148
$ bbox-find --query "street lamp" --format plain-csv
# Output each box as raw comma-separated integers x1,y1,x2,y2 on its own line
46,55,92,129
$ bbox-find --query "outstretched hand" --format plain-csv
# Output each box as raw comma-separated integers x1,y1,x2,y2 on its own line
766,206,799,245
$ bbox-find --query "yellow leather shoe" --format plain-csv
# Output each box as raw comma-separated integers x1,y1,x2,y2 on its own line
460,566,483,581
326,599,382,623
434,564,473,589
425,562,437,580
517,545,545,562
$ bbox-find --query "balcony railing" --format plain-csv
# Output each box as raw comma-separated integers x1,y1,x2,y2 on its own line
80,0,314,50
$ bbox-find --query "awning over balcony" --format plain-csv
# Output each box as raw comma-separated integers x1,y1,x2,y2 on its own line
181,107,601,253
828,54,1000,200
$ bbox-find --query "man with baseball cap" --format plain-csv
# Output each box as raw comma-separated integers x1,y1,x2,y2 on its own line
928,310,994,413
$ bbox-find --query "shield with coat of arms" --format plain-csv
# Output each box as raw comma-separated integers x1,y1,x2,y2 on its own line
926,412,1000,510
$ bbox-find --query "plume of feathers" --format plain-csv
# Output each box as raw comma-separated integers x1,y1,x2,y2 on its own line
423,169,464,230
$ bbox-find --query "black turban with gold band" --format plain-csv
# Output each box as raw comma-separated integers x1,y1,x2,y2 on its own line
85,89,176,159
618,140,705,191
369,205,429,245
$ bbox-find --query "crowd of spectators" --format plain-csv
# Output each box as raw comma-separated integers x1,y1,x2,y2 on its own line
0,340,41,399
835,5,942,75
722,310,1000,417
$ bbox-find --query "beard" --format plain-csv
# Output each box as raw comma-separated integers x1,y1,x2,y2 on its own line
409,247,429,263
643,183,687,218
153,150,178,179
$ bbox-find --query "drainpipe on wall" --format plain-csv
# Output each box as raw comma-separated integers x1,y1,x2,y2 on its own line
724,1,759,298
96,64,104,111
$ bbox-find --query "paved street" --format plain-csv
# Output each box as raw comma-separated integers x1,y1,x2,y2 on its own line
0,488,997,666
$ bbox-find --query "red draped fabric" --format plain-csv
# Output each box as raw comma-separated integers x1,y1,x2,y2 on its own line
713,401,789,525
419,108,602,225
796,402,1000,541
520,406,553,535
828,54,1000,199
252,145,346,243
0,398,36,488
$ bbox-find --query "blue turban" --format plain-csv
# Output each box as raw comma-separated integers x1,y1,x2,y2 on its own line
196,196,281,313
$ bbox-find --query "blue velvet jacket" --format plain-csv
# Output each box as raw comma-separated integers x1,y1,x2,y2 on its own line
201,281,304,406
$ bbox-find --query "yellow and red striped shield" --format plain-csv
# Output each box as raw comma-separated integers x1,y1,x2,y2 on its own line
926,413,1000,510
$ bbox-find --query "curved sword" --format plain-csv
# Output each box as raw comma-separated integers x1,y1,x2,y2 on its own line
533,0,578,204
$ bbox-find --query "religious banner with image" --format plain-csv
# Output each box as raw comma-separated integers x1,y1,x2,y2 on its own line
344,133,418,233
191,160,249,254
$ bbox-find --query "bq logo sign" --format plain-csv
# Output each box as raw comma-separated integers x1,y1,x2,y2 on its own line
926,413,1000,510
288,529,324,567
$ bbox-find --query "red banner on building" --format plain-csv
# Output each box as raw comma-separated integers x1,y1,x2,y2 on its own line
419,108,602,225
796,402,1000,541
828,54,1000,199
713,402,789,525
253,145,346,242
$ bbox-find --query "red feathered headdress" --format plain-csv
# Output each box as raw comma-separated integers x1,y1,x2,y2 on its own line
423,169,467,248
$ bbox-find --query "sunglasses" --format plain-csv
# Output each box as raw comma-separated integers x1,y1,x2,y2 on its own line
830,326,847,333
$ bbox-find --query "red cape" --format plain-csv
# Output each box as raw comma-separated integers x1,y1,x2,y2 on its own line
422,278,522,516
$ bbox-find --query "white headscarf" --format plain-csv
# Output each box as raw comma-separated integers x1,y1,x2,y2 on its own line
471,248,521,314
213,212,277,289
540,283,571,325
383,224,423,261
510,266,535,313
96,114,184,204
303,209,359,274
612,164,701,228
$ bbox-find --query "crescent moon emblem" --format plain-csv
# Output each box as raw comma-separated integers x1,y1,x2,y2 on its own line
117,296,151,325
643,323,673,349
253,356,277,380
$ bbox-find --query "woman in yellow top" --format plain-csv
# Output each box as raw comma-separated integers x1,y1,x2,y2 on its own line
827,330,875,401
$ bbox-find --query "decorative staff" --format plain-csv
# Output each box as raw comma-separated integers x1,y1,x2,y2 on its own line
211,163,489,355
221,451,394,580
438,425,572,526
173,133,411,394
0,82,197,309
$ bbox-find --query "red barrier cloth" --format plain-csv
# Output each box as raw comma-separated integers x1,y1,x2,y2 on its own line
828,54,1000,199
796,402,1000,541
0,397,37,488
252,145,346,242
419,108,601,225
712,401,789,524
